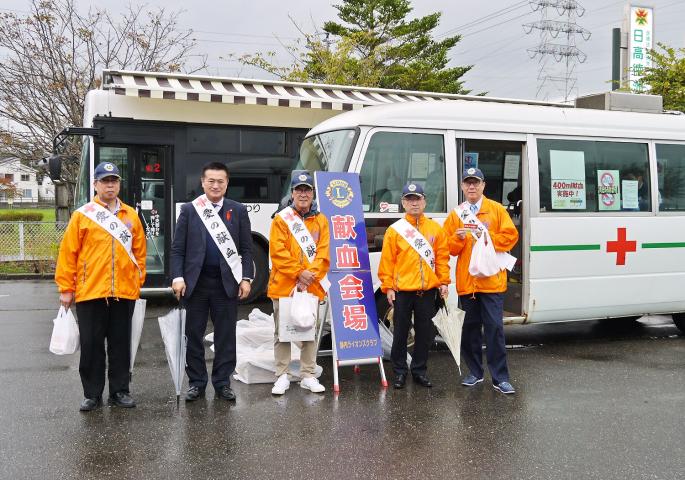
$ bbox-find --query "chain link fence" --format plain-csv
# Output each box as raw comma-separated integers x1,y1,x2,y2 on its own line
0,222,67,267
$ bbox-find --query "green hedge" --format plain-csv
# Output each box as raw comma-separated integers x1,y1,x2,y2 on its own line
0,211,44,221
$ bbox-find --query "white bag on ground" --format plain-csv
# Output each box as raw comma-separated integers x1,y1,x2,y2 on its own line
49,306,79,355
468,230,500,278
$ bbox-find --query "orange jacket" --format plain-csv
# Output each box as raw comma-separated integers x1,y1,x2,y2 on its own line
267,210,330,300
378,214,450,293
443,196,518,295
55,197,146,302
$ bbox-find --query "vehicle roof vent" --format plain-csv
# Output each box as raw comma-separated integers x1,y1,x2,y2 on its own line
575,91,663,114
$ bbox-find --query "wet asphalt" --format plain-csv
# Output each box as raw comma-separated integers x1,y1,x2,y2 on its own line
0,280,683,480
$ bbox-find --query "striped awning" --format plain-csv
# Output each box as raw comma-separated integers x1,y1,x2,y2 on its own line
101,70,463,111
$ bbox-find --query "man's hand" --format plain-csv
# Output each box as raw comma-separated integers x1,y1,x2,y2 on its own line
439,285,449,299
456,228,469,240
172,279,186,300
238,280,251,300
59,292,74,309
297,270,315,287
386,289,396,307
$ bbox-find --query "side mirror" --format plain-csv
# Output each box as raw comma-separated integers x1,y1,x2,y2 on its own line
47,154,62,181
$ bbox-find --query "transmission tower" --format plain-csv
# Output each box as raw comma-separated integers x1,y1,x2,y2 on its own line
523,0,591,102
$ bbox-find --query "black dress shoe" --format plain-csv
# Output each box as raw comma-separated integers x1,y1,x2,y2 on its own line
393,373,407,389
413,374,433,388
216,385,236,401
79,397,102,412
109,392,136,408
185,386,205,402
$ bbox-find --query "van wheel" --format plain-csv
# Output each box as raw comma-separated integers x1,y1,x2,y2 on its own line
241,244,268,304
376,294,415,348
673,313,685,334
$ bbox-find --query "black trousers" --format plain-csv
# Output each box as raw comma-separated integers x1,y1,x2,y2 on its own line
185,274,237,389
390,289,438,377
460,293,510,385
75,298,134,399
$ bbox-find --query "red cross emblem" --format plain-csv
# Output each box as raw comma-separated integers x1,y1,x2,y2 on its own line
84,203,96,213
404,228,416,239
606,227,637,265
282,211,296,222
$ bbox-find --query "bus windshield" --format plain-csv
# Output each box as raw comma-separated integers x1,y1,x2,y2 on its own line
297,129,357,173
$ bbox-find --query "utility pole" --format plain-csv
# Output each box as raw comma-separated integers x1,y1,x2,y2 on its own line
524,0,591,102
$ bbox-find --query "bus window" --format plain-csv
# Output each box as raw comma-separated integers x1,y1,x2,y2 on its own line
74,139,90,208
656,144,685,211
97,146,129,201
359,132,445,213
298,129,357,173
537,139,650,212
462,140,523,208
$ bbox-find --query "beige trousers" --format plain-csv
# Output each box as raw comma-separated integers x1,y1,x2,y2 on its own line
272,300,318,378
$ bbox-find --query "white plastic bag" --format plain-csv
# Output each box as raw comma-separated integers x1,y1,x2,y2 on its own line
278,295,317,342
468,230,500,278
290,290,319,330
49,306,80,355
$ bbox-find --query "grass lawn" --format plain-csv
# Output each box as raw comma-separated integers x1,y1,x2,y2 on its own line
0,208,56,222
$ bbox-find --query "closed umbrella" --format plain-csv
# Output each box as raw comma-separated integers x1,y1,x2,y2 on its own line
130,299,147,379
431,299,465,374
158,306,187,406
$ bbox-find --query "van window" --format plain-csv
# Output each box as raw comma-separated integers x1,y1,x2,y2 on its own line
537,139,650,212
359,131,445,213
656,144,685,211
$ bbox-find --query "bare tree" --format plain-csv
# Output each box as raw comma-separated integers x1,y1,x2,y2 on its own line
0,0,207,201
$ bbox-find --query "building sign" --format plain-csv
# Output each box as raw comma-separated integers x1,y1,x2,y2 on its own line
315,172,382,361
628,5,653,92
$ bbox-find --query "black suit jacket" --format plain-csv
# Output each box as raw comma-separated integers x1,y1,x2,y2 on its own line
170,198,254,299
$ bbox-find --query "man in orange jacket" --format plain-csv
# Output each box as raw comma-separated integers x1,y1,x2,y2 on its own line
443,167,519,394
268,172,330,395
378,182,450,389
55,162,146,411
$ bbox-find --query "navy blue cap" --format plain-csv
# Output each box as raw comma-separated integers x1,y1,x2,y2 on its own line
94,162,121,180
291,171,314,189
463,167,485,181
402,182,425,198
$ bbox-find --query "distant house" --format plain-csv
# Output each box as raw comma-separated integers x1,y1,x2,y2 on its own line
0,157,41,205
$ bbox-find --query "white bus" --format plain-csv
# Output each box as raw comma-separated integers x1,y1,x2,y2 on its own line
53,70,541,301
297,92,685,332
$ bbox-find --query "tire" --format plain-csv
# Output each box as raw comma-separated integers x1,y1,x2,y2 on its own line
673,313,685,334
241,243,268,304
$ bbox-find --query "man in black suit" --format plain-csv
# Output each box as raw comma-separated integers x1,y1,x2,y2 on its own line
170,162,254,402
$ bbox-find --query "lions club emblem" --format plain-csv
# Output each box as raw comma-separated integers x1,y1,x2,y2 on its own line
325,179,354,208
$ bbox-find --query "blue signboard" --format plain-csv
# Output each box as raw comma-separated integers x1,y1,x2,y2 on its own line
314,172,382,361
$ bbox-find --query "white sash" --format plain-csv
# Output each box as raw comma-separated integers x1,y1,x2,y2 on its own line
77,201,141,274
389,218,436,271
277,206,330,291
454,203,516,271
192,195,242,284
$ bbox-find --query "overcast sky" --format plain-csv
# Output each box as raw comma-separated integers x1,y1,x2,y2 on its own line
3,0,684,101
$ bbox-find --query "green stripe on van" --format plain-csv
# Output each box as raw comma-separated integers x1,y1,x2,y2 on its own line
641,242,685,249
530,244,601,252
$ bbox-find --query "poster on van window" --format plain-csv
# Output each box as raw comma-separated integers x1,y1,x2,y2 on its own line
550,150,586,209
597,170,621,211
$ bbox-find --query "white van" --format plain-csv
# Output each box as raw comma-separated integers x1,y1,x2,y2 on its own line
297,92,685,332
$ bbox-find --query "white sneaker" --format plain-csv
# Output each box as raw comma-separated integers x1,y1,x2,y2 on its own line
271,374,290,395
300,376,326,393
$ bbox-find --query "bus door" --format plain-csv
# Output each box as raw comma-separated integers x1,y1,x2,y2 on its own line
455,135,526,318
95,144,172,287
